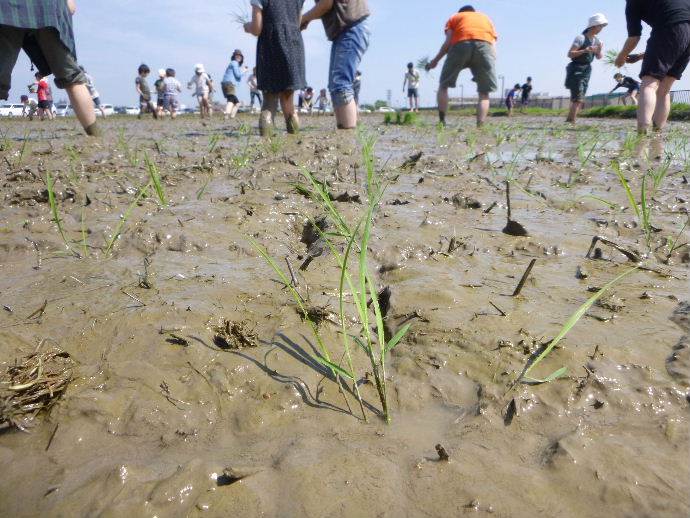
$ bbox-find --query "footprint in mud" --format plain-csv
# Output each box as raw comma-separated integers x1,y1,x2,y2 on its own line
667,302,690,386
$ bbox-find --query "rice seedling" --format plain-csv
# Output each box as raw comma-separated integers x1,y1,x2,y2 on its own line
0,128,10,152
613,160,654,248
117,128,140,167
417,56,432,74
249,133,410,423
103,182,151,256
664,217,689,259
46,171,74,255
144,153,167,206
15,131,31,167
230,1,250,25
208,133,222,153
520,267,638,384
604,49,620,67
80,206,88,258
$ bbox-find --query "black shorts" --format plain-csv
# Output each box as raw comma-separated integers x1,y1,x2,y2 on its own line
224,94,239,104
641,22,690,80
92,96,101,107
38,100,52,110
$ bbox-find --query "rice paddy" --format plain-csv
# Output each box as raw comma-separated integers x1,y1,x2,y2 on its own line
0,113,688,516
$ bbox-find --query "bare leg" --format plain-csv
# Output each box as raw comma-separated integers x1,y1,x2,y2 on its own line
437,86,449,124
334,100,357,129
477,92,490,127
280,90,299,134
65,83,97,134
637,76,659,133
652,76,676,131
260,93,279,137
230,103,240,118
566,101,582,123
630,91,639,106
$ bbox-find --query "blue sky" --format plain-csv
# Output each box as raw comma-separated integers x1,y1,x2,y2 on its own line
8,0,679,107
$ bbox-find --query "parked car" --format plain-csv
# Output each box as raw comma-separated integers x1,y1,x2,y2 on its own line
55,103,74,117
377,106,395,113
96,104,115,116
0,103,25,117
124,106,140,115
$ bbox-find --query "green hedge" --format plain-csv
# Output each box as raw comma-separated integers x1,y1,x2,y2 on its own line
582,103,690,120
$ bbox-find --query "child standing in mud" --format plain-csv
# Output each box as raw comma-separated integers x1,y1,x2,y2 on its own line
33,72,54,120
135,64,157,119
565,13,607,124
0,0,100,135
221,50,248,120
163,68,182,119
244,0,306,136
188,64,214,119
154,69,166,118
316,88,330,113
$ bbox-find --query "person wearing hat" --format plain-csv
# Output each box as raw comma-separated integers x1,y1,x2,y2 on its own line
614,0,690,133
188,63,214,119
565,13,607,124
0,0,100,135
403,62,421,112
222,49,249,120
610,73,640,105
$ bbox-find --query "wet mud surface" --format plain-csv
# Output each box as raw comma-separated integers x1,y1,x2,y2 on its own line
0,114,689,517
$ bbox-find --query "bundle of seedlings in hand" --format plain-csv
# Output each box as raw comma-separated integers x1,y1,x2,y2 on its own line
230,1,250,25
250,134,410,423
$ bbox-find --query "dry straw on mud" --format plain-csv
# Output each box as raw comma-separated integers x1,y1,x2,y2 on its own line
0,348,75,431
250,133,410,423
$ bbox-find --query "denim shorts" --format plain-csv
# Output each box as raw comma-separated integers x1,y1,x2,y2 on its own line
328,20,370,107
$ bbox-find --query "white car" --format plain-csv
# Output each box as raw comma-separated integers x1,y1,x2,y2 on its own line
55,103,74,117
377,106,396,113
124,106,140,115
0,103,25,117
96,104,115,116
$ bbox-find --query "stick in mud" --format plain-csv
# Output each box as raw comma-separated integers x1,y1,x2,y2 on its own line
502,182,528,236
512,258,537,297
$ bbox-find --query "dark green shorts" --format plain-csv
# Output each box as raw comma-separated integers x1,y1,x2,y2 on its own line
440,40,497,94
0,25,85,99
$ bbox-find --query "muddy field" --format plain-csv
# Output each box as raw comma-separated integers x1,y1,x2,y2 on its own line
0,113,688,517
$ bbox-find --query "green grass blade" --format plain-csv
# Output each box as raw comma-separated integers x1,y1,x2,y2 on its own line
315,357,354,380
613,161,641,220
384,323,411,354
104,182,150,256
522,267,638,383
144,153,167,206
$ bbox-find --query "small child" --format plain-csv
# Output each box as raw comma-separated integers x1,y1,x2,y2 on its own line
316,88,330,114
33,72,54,120
163,68,182,119
505,84,521,116
610,73,640,106
244,0,306,136
247,67,262,113
154,69,166,118
188,64,214,119
135,64,157,119
520,77,533,107
81,67,106,117
20,95,38,120
303,87,315,114
403,62,421,112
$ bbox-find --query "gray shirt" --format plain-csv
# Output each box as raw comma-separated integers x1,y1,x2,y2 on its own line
319,0,370,41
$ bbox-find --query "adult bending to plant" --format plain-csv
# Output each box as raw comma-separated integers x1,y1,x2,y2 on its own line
614,0,690,134
424,5,498,127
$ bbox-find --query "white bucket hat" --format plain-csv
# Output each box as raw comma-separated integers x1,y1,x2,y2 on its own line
195,63,205,73
158,68,166,77
587,13,608,29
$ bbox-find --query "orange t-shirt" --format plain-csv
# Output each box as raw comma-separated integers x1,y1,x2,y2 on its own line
445,12,498,45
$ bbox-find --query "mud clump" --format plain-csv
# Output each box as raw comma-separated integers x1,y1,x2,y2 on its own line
212,319,259,350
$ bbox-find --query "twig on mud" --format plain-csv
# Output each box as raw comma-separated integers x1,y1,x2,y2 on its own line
586,236,641,263
26,299,47,320
45,422,59,451
512,259,537,297
121,289,145,307
285,257,298,287
489,300,507,316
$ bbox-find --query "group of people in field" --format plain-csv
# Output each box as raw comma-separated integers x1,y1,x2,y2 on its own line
1,0,689,137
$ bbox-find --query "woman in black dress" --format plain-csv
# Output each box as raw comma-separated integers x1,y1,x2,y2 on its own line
245,0,306,136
